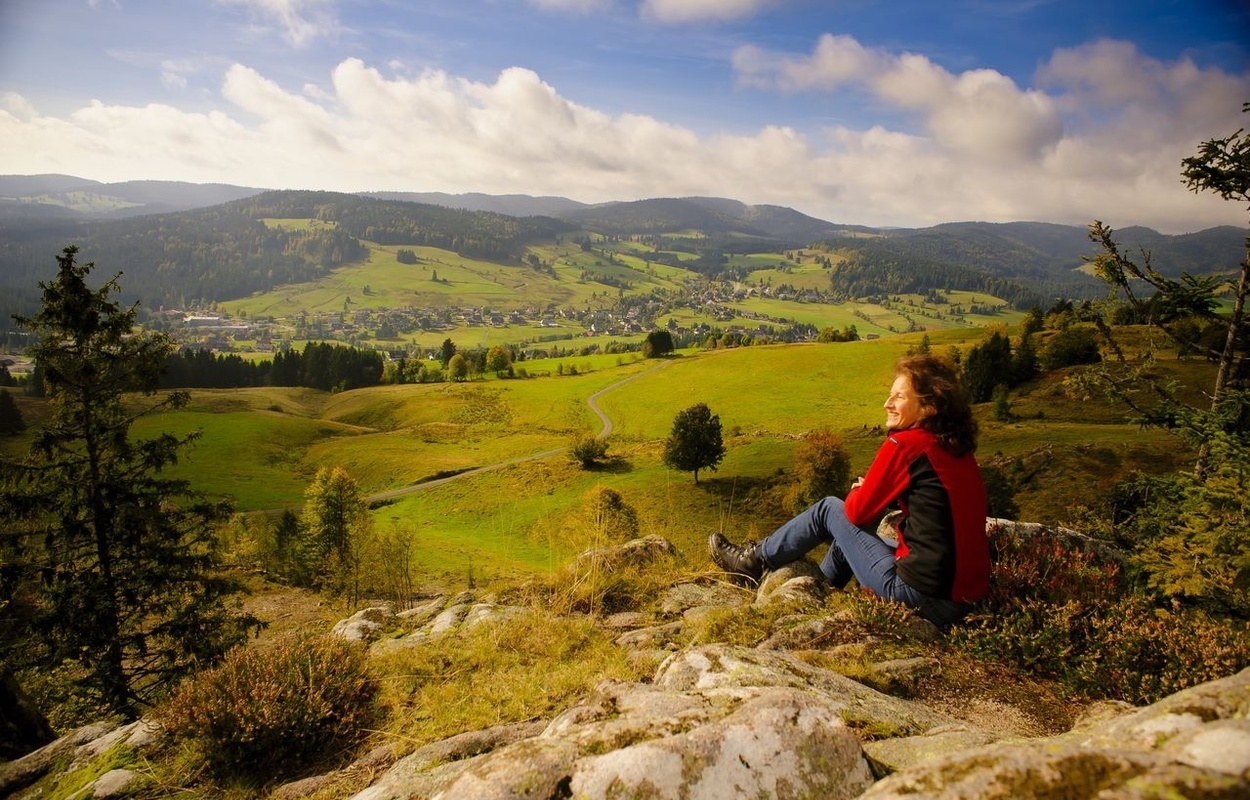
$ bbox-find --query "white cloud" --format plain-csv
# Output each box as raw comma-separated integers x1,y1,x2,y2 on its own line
0,39,1246,234
218,0,338,47
727,34,1248,229
642,0,776,24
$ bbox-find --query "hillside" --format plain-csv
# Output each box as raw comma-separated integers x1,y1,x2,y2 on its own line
1,176,1244,339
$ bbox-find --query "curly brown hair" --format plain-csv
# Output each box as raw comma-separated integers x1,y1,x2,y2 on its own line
894,354,978,456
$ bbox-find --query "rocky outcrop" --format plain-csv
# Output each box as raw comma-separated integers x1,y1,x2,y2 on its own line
7,533,1247,799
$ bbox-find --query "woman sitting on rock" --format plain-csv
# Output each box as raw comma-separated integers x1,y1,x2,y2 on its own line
709,353,990,626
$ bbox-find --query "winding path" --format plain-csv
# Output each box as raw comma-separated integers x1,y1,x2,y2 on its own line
366,358,674,504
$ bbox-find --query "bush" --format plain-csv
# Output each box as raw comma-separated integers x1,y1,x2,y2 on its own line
785,428,852,513
568,433,609,468
954,524,1250,704
1041,326,1101,370
158,636,378,782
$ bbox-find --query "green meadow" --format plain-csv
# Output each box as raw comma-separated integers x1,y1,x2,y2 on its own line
32,326,1176,588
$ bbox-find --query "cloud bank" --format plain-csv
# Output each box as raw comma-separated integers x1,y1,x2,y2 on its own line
1,34,1246,233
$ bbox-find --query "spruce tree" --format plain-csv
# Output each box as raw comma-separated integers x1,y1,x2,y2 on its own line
0,389,24,435
0,246,256,719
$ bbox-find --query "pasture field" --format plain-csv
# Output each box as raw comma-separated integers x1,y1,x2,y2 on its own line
231,244,576,318
6,328,1200,588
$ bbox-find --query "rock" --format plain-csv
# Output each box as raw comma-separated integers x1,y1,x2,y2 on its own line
659,581,748,616
986,519,1126,587
602,611,648,630
433,681,874,800
1167,719,1250,777
756,559,826,603
871,656,942,689
82,768,142,798
1056,666,1250,752
573,534,678,572
0,721,119,797
757,615,842,651
332,605,396,643
428,603,473,635
351,721,546,800
860,667,1250,798
655,644,958,738
863,726,1004,776
396,596,447,626
614,621,683,650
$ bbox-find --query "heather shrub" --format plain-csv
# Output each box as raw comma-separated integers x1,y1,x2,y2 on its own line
982,522,1122,607
955,525,1250,704
158,635,378,782
1073,598,1250,702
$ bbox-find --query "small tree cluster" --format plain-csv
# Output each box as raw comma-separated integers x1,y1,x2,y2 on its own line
962,329,1042,404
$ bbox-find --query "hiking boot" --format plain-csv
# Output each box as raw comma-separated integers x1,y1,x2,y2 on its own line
708,532,765,584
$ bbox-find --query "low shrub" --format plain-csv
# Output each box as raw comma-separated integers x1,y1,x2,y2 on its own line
955,525,1250,704
157,635,378,782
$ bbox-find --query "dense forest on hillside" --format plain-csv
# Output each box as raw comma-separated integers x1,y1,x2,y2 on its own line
0,203,365,309
825,247,1049,308
0,191,576,313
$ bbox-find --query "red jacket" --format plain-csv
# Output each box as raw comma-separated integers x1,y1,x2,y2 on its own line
844,427,990,603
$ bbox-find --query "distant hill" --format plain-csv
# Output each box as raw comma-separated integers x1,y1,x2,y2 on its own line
0,174,265,219
361,191,588,218
0,176,1244,322
553,196,862,243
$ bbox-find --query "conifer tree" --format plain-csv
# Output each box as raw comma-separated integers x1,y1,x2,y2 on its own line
0,389,24,435
0,246,256,719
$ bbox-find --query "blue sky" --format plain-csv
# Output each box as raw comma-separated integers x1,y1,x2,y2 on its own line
1,0,1247,232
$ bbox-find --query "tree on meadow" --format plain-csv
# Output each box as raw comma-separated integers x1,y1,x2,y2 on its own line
0,246,256,719
300,466,369,601
486,344,511,375
642,329,674,358
440,337,457,368
448,353,469,382
662,403,726,484
962,330,1013,403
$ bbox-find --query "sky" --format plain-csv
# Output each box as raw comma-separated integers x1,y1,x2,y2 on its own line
1,0,1248,233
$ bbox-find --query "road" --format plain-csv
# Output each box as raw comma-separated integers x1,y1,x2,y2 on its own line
366,358,673,504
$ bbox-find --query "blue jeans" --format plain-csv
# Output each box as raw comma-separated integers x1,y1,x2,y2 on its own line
758,497,971,626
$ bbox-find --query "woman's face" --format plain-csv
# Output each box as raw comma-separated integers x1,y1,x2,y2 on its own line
884,374,929,431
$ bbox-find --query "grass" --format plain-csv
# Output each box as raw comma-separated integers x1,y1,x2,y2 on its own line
7,328,1207,582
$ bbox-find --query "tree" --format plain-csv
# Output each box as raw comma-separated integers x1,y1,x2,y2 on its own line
662,403,726,484
1041,326,1101,371
447,353,469,381
486,344,511,375
962,330,1013,403
1078,104,1250,614
0,246,256,719
642,330,674,358
785,428,852,513
440,337,457,367
0,389,24,435
300,466,369,601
